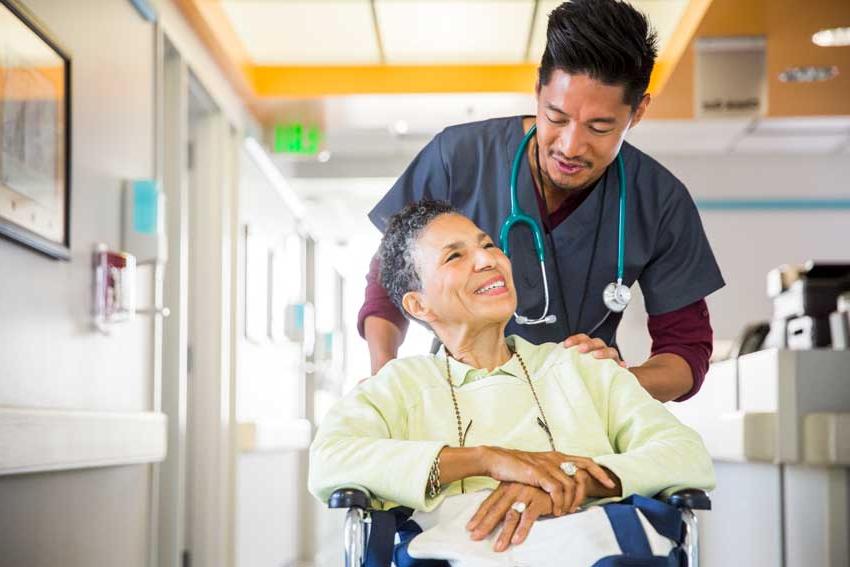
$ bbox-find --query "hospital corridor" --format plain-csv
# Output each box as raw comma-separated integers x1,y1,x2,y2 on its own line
1,0,850,566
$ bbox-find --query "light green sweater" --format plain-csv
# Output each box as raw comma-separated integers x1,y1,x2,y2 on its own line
309,335,715,511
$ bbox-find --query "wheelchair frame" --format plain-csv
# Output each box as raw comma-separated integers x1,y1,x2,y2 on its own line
329,487,710,567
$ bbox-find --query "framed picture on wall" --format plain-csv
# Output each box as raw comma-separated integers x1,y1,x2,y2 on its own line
0,0,71,260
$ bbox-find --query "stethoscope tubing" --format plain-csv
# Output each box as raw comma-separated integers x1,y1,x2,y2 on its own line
501,123,629,334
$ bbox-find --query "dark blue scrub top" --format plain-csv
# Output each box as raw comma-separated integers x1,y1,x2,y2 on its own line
369,116,725,346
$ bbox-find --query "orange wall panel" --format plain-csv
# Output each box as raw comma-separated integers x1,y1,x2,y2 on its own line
765,0,850,117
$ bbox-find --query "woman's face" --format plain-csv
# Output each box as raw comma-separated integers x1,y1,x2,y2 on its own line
404,213,517,328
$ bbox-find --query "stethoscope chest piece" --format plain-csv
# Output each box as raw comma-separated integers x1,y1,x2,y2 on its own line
603,281,631,313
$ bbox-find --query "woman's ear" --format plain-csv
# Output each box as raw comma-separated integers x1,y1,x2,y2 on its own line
402,291,435,325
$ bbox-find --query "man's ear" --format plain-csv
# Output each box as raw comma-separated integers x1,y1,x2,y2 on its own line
629,93,652,129
402,291,435,325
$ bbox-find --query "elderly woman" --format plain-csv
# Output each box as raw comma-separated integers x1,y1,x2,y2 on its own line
309,200,714,562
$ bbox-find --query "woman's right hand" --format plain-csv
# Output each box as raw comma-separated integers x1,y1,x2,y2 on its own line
481,447,617,516
466,482,554,551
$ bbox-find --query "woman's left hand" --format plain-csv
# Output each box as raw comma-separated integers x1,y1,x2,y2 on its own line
563,334,627,368
465,482,555,552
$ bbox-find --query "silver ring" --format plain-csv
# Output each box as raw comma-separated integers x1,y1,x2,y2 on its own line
560,461,578,476
511,501,527,514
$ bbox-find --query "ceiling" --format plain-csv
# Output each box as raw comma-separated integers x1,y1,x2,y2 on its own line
218,0,689,65
176,0,850,125
175,0,705,105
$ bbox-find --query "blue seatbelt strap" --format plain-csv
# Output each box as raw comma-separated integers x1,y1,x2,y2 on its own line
393,517,450,567
604,503,653,556
592,495,686,566
364,510,398,567
603,495,685,555
623,495,684,543
364,507,449,567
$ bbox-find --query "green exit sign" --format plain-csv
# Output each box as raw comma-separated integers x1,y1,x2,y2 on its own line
273,123,322,155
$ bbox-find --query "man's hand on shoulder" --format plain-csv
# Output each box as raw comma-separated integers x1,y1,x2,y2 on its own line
562,334,627,368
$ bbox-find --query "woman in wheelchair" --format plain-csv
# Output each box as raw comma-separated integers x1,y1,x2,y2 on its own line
309,200,715,564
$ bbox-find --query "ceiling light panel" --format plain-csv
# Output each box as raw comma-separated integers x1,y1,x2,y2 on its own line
376,1,534,64
526,1,560,63
637,0,689,51
220,1,380,65
527,0,688,63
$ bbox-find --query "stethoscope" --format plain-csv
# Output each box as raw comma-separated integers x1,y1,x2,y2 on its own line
499,124,631,335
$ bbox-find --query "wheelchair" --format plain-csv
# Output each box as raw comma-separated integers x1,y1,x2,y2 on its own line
328,486,711,567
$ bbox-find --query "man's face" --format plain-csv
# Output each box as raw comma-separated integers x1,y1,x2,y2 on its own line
406,214,517,328
535,70,648,192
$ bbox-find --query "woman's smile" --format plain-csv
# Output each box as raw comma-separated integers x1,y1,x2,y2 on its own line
473,276,508,296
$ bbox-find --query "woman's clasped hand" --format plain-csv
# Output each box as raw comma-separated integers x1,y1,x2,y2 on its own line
465,447,620,550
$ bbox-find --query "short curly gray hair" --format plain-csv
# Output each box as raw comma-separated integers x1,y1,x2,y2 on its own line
379,200,457,315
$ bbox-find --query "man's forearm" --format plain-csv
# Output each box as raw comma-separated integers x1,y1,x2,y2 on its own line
631,353,693,402
364,316,405,374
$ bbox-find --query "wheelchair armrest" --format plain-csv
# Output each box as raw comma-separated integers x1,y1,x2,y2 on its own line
328,488,371,510
663,488,711,511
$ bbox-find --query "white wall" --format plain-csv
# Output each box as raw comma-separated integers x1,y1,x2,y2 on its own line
0,1,250,565
234,148,305,566
617,152,850,365
0,0,155,411
235,149,301,425
0,0,155,564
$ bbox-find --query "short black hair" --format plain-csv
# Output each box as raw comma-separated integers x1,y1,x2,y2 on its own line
379,200,457,314
539,0,658,109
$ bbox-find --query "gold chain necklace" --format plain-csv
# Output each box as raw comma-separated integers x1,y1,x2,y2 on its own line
443,345,557,491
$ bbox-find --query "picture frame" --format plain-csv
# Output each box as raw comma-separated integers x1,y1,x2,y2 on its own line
0,0,72,260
